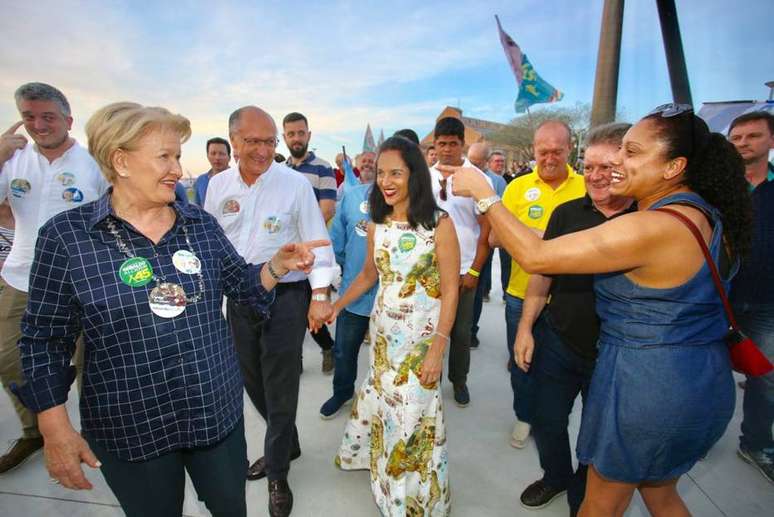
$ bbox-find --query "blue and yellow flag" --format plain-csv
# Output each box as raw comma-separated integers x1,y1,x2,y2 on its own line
496,15,563,113
514,53,564,113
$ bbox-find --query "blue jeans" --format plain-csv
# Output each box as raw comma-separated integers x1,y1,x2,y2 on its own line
505,294,536,423
472,251,494,337
735,302,774,452
331,309,370,401
532,315,595,515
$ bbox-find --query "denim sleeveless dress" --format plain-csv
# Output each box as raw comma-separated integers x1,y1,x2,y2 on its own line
576,192,736,482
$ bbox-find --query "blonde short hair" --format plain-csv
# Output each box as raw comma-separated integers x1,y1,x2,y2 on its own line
85,102,192,182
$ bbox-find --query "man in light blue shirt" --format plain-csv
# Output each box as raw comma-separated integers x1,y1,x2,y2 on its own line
319,181,378,418
468,143,507,348
193,137,231,206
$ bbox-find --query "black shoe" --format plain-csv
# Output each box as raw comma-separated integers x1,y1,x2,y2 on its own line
268,479,293,517
0,437,44,474
520,478,566,509
453,384,470,407
470,335,479,349
247,448,301,480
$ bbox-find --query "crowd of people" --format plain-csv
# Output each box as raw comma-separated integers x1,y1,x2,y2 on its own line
0,81,771,517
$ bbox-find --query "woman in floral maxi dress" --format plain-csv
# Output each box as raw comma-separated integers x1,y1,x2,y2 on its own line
326,137,459,516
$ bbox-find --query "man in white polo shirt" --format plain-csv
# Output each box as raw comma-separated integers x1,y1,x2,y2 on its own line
430,116,491,408
205,106,335,517
0,82,107,474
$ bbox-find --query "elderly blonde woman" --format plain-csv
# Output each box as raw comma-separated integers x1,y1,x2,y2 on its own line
14,102,326,517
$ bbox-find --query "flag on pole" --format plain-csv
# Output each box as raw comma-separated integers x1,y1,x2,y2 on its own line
362,124,376,153
342,154,359,192
495,15,564,113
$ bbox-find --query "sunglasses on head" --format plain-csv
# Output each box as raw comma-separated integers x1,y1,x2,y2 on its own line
648,103,694,118
439,178,448,201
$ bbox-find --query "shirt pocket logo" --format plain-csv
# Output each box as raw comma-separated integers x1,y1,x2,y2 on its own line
263,216,282,234
222,197,241,216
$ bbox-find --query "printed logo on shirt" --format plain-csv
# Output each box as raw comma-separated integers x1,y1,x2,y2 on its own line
355,219,368,237
263,216,282,234
221,198,240,216
398,232,417,252
524,187,541,202
56,172,76,186
62,187,84,203
527,205,544,220
359,201,369,214
10,179,31,198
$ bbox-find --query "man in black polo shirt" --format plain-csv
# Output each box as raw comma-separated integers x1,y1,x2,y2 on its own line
514,123,635,514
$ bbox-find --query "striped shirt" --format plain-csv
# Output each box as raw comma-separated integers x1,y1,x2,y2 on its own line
286,151,337,202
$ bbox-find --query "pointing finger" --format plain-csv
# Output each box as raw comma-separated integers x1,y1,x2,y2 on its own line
3,121,23,136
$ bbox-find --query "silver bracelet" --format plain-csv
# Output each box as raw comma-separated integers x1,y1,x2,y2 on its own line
435,331,450,342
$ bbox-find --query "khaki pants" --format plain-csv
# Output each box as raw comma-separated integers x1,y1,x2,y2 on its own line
0,279,83,439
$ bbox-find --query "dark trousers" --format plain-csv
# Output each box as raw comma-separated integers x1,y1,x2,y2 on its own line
472,251,494,338
532,315,595,515
310,323,334,350
449,283,476,387
735,302,774,452
331,309,371,401
87,419,247,517
499,248,511,300
227,281,308,481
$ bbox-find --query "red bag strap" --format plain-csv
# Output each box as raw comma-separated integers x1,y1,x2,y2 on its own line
655,206,738,329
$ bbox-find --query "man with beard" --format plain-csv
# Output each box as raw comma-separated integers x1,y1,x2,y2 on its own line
355,151,375,183
283,112,338,374
728,111,774,484
0,82,108,473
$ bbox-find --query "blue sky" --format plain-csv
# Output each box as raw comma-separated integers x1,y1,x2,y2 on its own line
1,0,772,175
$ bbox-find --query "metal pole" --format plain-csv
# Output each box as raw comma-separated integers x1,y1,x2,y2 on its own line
590,0,625,128
656,0,693,106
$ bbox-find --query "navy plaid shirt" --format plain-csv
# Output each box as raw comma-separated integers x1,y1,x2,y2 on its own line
16,192,274,461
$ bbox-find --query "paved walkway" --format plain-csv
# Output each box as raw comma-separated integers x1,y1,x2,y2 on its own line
1,259,772,516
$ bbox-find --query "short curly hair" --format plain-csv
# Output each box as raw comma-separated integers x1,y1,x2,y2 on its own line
85,102,191,182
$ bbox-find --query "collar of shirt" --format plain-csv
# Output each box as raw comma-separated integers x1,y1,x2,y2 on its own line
530,164,579,190
31,139,78,164
286,151,316,169
87,189,203,232
582,193,638,216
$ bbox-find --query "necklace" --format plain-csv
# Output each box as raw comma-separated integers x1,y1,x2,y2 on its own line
106,216,205,317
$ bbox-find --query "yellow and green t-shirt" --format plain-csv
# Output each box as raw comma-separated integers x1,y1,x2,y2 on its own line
502,165,586,299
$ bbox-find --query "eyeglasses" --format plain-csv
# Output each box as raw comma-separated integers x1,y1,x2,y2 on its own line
439,179,448,201
647,103,693,118
241,137,278,149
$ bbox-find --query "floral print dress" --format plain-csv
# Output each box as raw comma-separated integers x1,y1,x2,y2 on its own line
336,218,451,516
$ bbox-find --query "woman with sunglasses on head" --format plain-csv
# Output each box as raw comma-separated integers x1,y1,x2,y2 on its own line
445,104,752,516
320,136,459,516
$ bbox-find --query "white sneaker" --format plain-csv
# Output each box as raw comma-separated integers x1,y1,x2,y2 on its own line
510,421,531,449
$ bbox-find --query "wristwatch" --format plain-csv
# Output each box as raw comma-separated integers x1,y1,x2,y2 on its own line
311,293,330,302
476,195,501,214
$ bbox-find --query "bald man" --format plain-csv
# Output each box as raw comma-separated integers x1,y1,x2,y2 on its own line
498,121,585,449
205,106,336,517
467,142,507,349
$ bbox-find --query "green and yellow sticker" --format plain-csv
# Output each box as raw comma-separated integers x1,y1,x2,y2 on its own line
119,257,154,287
398,233,417,252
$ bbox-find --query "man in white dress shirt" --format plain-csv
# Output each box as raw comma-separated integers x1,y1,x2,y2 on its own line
205,106,335,517
0,82,108,474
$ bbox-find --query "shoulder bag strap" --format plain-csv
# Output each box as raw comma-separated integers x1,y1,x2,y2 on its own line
655,206,738,329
